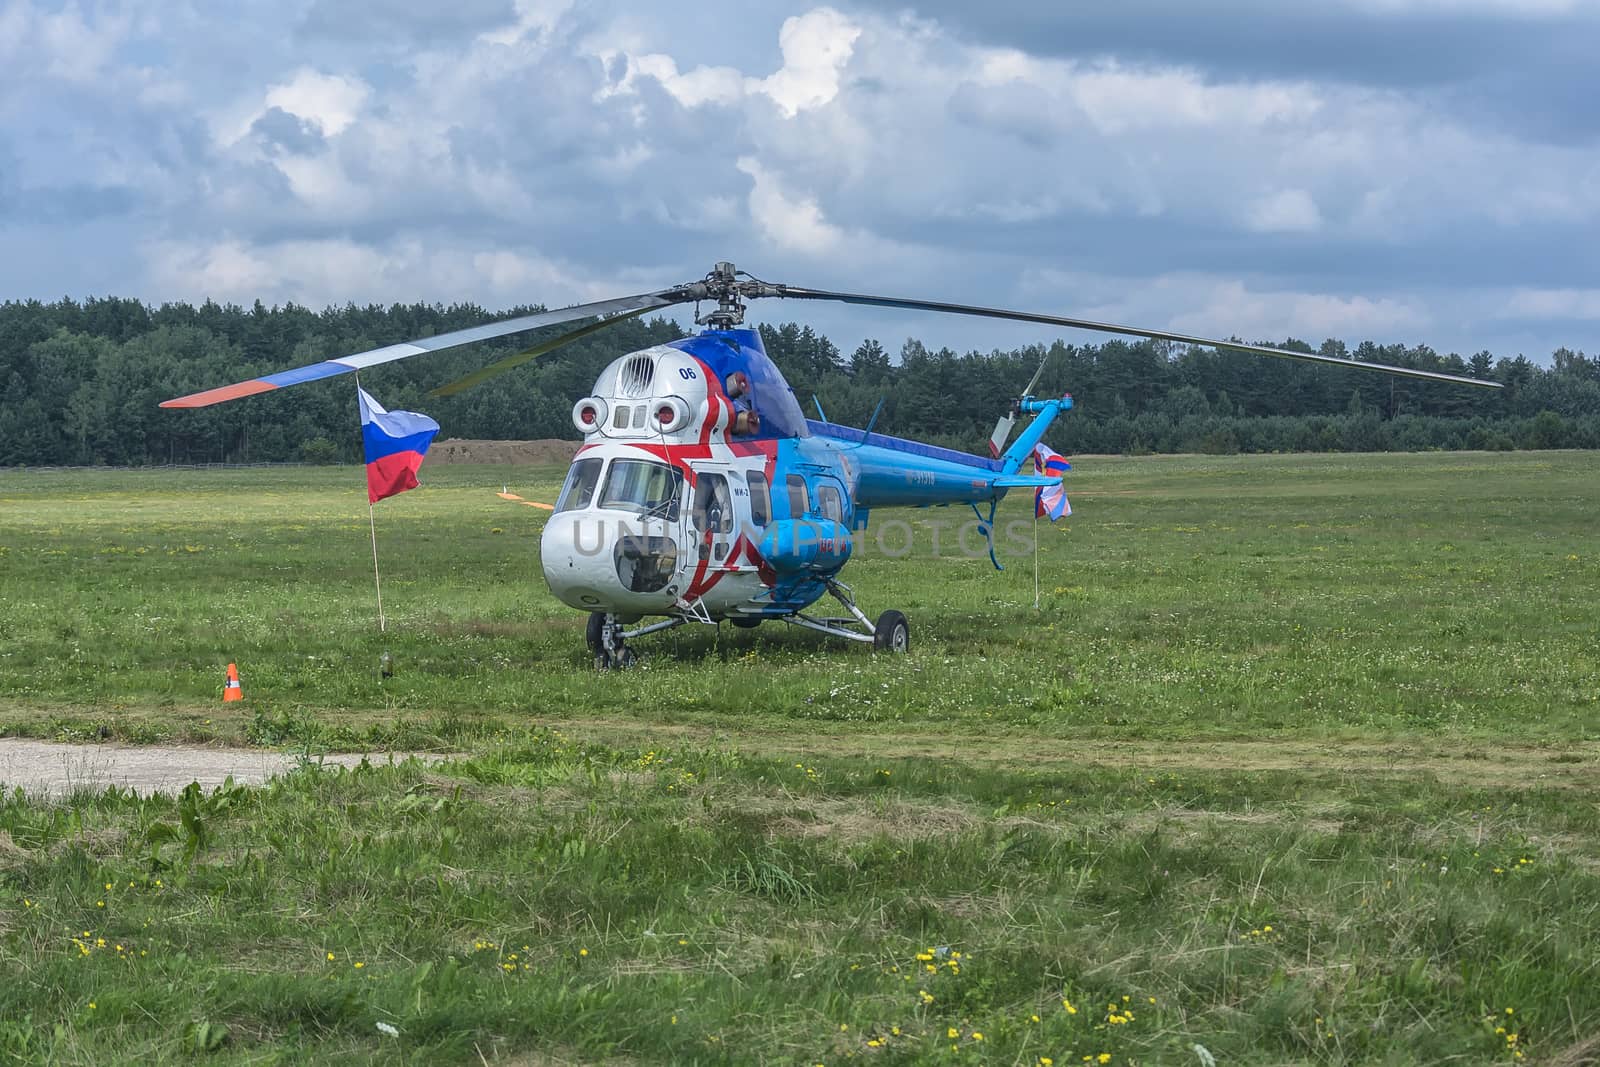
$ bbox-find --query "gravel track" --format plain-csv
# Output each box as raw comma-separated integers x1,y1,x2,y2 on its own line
0,739,422,799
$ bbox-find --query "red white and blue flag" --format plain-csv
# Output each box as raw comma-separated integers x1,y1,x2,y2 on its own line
359,387,439,504
1032,442,1071,521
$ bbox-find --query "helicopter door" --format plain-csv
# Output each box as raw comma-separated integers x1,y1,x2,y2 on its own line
688,469,736,567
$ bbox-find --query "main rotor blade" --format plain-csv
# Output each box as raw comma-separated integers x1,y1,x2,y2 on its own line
428,306,653,398
160,290,690,409
772,286,1503,389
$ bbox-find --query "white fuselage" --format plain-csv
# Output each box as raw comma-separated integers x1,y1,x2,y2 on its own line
539,344,779,619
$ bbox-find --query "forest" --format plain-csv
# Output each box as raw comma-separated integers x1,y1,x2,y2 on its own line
1,295,1597,466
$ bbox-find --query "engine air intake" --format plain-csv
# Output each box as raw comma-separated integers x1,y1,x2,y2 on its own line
617,355,656,398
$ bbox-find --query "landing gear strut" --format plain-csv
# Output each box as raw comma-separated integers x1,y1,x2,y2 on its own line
586,612,635,670
587,611,687,670
785,580,910,653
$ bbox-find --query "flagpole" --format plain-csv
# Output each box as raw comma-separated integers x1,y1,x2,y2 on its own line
356,373,386,633
1033,508,1040,610
368,499,386,633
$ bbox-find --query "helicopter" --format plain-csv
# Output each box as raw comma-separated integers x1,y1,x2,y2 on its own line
162,262,1501,668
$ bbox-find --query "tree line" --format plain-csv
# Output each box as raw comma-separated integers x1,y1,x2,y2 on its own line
1,295,1596,466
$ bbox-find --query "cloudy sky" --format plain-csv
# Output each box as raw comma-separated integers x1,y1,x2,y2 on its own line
3,0,1597,363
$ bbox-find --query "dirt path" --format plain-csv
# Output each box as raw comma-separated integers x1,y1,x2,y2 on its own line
544,717,1600,788
3,717,1595,799
0,739,427,799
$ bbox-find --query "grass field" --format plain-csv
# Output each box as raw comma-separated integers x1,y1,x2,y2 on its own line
1,452,1597,1065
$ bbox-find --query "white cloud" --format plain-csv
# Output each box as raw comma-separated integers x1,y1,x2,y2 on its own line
736,157,845,254
1166,278,1428,341
752,8,861,117
1247,189,1324,233
144,237,621,309
1500,288,1600,319
1017,268,1429,343
262,68,370,137
480,0,574,45
598,7,861,117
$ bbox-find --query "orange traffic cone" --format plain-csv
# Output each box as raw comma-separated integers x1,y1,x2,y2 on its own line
223,662,243,702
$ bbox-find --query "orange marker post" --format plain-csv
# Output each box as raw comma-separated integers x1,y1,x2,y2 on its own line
223,662,243,702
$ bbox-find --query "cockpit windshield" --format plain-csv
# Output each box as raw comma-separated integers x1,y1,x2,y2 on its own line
598,459,683,520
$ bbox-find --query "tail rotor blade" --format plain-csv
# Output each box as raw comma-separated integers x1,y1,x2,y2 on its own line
988,414,1015,458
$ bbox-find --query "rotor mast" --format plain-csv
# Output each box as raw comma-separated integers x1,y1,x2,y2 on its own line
690,262,784,328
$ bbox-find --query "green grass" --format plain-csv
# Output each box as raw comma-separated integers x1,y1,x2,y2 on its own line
1,452,1598,1064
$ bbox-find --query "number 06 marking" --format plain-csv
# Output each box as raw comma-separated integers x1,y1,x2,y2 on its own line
679,367,698,380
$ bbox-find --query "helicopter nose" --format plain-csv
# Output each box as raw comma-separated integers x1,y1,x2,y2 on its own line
540,511,681,610
540,511,618,610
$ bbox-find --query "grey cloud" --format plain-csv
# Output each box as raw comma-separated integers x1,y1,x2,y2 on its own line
295,0,517,46
1,0,1595,364
857,0,1600,146
249,107,325,155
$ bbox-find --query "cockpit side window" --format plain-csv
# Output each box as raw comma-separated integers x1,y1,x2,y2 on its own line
817,484,844,524
746,471,771,527
599,459,682,520
786,474,809,518
555,458,603,513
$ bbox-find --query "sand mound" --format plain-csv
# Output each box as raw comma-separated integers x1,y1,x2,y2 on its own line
428,439,579,465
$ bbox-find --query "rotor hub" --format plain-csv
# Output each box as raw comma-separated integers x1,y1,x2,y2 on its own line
685,262,787,328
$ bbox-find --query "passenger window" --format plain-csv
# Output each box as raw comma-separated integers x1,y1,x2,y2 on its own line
555,458,603,513
786,474,809,517
746,471,771,526
693,474,733,534
613,404,630,429
818,485,844,524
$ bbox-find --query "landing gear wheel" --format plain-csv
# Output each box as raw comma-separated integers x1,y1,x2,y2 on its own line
873,610,909,653
598,645,637,670
595,644,638,671
588,612,637,670
731,617,762,630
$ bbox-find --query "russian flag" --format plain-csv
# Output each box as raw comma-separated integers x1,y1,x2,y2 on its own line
1032,442,1072,521
359,387,439,504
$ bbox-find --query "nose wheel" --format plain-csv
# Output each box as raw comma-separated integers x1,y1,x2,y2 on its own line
586,611,637,670
586,611,685,669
